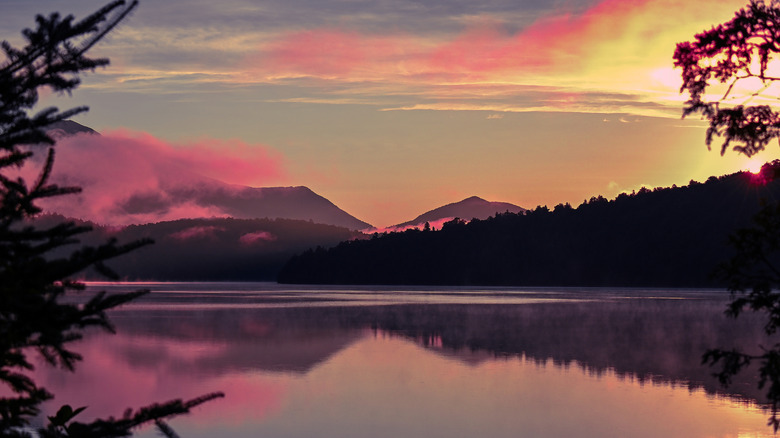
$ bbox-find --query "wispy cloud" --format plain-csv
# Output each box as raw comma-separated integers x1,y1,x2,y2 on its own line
8,0,746,119
88,0,744,117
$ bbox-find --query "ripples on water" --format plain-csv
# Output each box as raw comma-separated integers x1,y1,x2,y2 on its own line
85,281,725,307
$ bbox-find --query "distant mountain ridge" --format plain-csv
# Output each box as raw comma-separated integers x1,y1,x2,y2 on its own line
156,183,373,230
46,120,98,137
395,196,525,228
111,178,373,230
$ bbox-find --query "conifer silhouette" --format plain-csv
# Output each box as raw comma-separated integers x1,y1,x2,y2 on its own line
0,2,222,437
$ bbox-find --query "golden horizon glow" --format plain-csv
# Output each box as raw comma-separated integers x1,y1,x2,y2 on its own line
747,159,764,175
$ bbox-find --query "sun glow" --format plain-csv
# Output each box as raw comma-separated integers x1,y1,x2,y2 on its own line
746,159,763,174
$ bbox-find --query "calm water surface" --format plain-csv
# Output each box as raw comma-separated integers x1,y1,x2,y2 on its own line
36,283,778,437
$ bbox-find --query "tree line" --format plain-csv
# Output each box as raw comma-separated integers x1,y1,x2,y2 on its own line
279,165,780,287
33,215,361,281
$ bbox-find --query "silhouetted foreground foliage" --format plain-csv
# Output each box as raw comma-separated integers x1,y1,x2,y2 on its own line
0,2,221,437
676,1,780,430
675,0,780,156
279,165,780,287
702,175,780,430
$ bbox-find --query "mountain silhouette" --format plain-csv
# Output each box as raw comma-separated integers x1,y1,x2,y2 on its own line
394,196,525,228
46,119,98,137
127,182,372,230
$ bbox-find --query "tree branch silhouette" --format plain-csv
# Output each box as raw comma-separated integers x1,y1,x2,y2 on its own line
676,0,780,430
0,2,222,437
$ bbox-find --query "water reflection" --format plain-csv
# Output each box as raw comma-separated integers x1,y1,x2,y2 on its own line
35,284,777,437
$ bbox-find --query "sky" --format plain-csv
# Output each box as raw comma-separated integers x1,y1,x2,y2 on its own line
3,0,778,227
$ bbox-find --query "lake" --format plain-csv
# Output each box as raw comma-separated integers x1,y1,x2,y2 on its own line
35,283,777,437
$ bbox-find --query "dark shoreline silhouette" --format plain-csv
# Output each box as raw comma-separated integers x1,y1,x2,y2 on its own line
280,168,780,287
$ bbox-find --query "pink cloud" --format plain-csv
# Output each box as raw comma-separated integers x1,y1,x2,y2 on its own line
239,231,277,245
170,226,226,240
253,29,422,80
428,27,546,75
254,0,673,82
428,0,646,75
161,135,286,187
84,130,287,187
267,30,368,76
17,130,288,225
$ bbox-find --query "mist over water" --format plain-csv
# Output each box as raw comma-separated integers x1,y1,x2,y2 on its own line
40,283,775,437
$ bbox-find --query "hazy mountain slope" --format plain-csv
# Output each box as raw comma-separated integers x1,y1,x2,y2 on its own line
35,215,363,281
279,168,780,287
123,183,373,230
395,196,525,228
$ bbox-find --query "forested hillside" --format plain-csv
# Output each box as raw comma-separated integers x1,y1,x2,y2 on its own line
279,166,780,287
34,216,362,281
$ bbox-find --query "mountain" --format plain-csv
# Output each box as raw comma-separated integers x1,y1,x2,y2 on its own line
44,121,371,230
394,196,525,228
197,184,372,230
46,120,98,137
279,166,780,287
126,183,373,230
